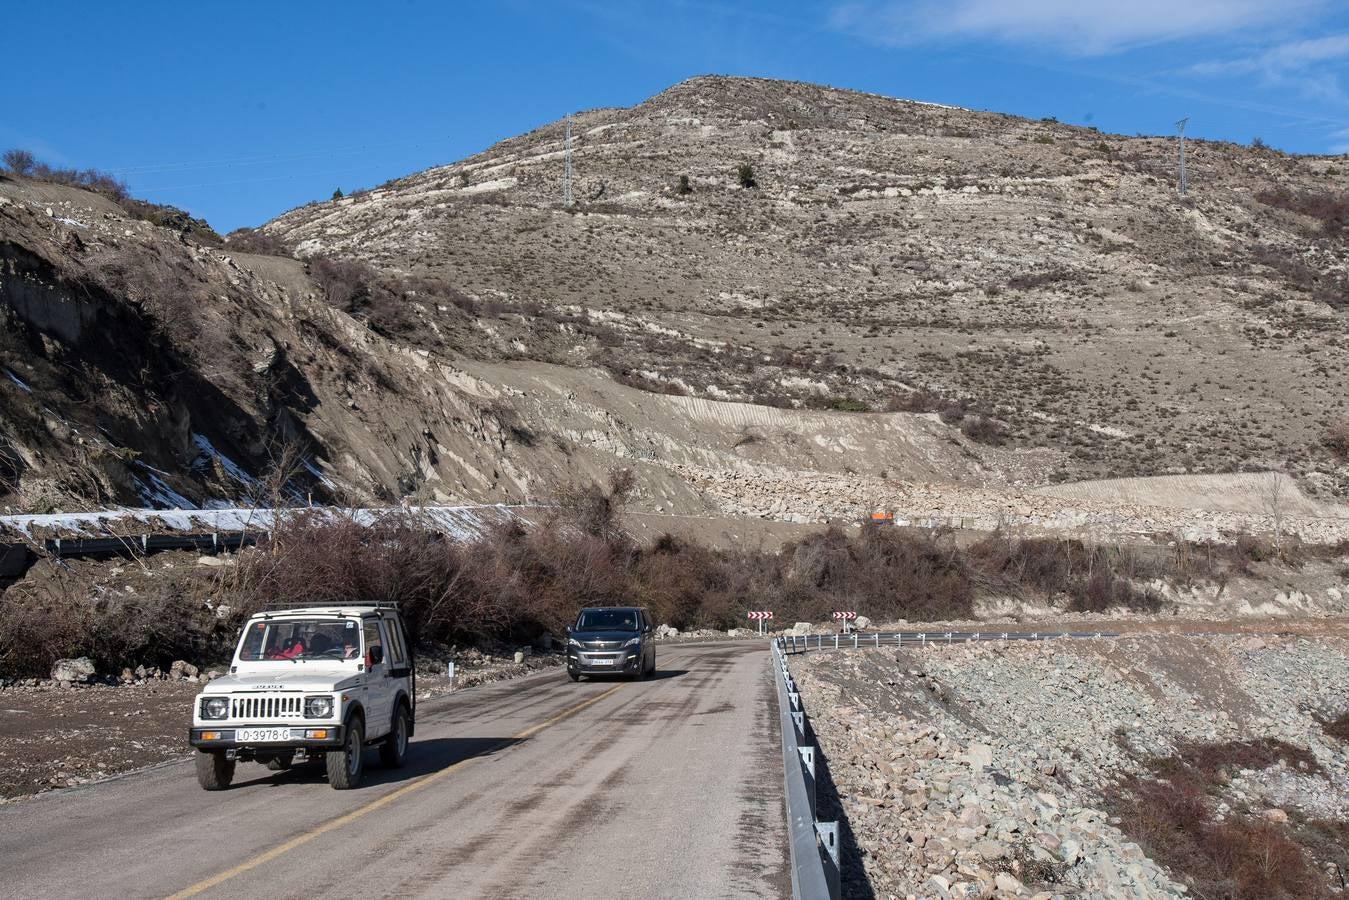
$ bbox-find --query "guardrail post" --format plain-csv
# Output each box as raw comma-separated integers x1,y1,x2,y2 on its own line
799,745,817,819
816,821,841,900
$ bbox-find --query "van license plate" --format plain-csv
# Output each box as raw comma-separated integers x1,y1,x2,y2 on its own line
237,727,292,742
589,658,614,666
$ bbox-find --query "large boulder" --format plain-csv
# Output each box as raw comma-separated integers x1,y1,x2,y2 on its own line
169,660,199,680
655,624,679,639
51,657,96,684
854,615,872,629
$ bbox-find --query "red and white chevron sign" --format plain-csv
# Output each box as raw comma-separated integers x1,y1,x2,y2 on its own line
832,611,857,621
747,611,774,621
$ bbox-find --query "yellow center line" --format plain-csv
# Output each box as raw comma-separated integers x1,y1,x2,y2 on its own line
166,682,626,899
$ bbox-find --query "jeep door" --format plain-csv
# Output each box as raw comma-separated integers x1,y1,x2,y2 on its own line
362,619,392,738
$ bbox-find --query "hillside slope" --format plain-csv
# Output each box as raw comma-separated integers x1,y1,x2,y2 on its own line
3,76,1348,541
266,75,1349,497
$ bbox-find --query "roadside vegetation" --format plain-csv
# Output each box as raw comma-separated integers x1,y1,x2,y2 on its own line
2,470,1346,679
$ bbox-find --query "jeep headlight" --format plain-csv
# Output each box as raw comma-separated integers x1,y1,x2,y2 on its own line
568,637,583,648
200,696,229,720
622,636,641,648
304,695,334,719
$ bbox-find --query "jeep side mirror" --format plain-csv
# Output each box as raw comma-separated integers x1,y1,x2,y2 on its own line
367,645,384,666
643,624,653,634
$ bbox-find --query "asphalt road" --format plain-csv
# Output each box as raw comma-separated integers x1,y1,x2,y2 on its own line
0,642,789,899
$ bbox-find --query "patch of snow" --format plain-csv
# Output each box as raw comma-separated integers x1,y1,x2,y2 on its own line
302,458,336,489
55,216,87,228
3,369,32,393
0,505,530,543
190,433,262,502
132,470,193,510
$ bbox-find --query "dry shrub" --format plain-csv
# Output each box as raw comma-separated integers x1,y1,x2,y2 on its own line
308,255,376,312
224,228,294,257
1327,421,1349,459
0,562,229,677
960,415,1007,446
967,534,1165,612
553,467,635,541
1316,711,1349,743
1108,740,1334,899
1257,187,1349,239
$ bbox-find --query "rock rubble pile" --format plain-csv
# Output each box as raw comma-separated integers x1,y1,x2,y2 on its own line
793,631,1349,898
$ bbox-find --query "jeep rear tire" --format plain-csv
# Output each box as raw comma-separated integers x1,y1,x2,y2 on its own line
195,750,235,790
327,719,364,790
379,704,410,769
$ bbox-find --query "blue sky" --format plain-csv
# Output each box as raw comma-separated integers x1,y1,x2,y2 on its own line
8,0,1349,232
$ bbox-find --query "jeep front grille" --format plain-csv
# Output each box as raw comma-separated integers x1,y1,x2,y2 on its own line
231,694,303,719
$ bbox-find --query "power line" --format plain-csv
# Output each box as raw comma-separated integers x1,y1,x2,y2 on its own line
106,136,444,177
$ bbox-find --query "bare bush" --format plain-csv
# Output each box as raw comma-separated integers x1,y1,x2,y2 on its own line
224,228,294,257
554,468,636,541
2,149,36,176
1257,187,1349,240
1107,740,1333,900
1327,421,1349,459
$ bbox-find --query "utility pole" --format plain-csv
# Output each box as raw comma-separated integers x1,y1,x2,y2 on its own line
563,114,573,208
1176,117,1189,196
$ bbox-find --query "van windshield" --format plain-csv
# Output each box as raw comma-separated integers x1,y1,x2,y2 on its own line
238,618,361,661
575,609,638,631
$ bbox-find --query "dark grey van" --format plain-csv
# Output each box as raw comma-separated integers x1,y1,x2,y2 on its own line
565,607,656,681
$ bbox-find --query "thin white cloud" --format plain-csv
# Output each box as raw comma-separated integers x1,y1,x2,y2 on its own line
830,0,1325,55
1189,33,1349,103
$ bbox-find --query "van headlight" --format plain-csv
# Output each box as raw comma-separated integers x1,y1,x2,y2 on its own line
568,638,583,648
200,696,229,720
622,636,640,648
304,695,334,719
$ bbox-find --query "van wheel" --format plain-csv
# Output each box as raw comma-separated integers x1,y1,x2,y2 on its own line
327,719,364,790
568,671,580,682
266,751,295,771
195,750,235,790
379,704,410,769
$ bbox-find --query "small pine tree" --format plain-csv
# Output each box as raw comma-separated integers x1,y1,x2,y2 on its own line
737,164,756,189
676,174,692,195
1251,137,1268,150
332,188,344,200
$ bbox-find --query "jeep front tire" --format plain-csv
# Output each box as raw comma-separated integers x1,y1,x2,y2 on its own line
327,718,364,790
195,750,235,790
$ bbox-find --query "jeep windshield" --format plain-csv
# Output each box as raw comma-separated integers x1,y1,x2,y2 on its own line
238,618,361,662
575,609,639,631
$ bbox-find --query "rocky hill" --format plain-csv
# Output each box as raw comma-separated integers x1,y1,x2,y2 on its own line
3,76,1348,539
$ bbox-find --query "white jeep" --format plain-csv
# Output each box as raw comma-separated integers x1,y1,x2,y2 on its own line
189,603,416,790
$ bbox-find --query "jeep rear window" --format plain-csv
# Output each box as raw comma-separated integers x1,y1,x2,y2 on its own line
238,618,361,661
575,609,638,630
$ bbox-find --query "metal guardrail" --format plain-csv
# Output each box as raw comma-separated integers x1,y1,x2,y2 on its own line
779,629,1118,654
772,641,840,900
771,628,1118,897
